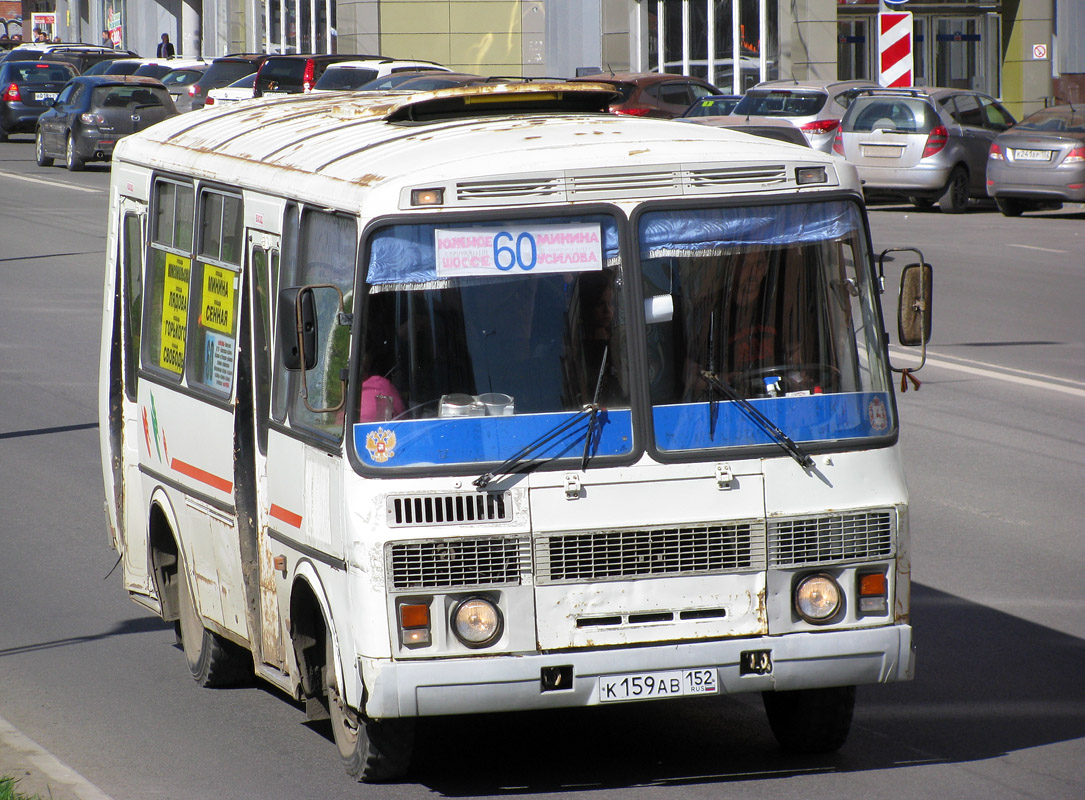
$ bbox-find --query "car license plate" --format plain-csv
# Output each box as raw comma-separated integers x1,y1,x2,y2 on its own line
861,144,903,158
35,92,57,102
1013,148,1052,161
598,668,718,702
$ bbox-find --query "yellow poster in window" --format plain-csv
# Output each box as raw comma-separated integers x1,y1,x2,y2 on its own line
159,253,190,374
201,264,235,335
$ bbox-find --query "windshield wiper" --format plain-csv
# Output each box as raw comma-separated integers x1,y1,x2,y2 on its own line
700,370,815,470
580,344,609,471
473,406,596,489
475,346,610,489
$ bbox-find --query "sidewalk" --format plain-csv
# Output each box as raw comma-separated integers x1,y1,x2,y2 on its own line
0,714,114,800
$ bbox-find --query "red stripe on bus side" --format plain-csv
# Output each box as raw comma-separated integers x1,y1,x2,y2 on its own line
170,458,233,494
270,504,303,529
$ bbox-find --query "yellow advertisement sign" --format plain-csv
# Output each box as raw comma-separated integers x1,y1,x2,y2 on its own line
201,265,236,335
159,254,190,374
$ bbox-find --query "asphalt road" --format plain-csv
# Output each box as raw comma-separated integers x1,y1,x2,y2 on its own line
1,137,1082,800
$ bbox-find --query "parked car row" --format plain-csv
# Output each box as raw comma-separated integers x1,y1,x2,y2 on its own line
2,45,1080,213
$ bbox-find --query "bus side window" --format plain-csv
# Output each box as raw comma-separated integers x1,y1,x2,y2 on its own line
142,180,195,380
188,190,243,398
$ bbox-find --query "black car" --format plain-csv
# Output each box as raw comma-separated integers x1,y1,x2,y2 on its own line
0,60,78,141
2,44,141,73
187,53,268,110
35,75,177,170
253,53,379,96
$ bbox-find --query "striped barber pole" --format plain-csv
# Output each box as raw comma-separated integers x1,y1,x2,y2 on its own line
878,11,914,87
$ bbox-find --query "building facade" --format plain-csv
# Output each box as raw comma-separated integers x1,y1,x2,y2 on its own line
35,1,1078,117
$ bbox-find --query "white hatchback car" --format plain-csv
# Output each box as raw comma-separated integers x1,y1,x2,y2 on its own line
729,79,881,152
311,58,451,92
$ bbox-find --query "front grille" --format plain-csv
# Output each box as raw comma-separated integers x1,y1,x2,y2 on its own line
768,510,894,568
388,535,530,590
536,521,765,584
387,492,511,527
567,169,681,197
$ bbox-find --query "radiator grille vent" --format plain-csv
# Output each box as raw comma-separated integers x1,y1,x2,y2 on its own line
536,521,765,584
456,176,564,202
387,492,511,527
768,511,894,568
688,165,788,187
389,536,530,590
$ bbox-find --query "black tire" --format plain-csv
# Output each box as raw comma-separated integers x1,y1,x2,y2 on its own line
0,127,8,142
995,197,1025,217
762,685,856,754
35,130,53,167
938,166,968,213
65,133,84,171
325,631,414,782
176,559,251,687
909,196,935,210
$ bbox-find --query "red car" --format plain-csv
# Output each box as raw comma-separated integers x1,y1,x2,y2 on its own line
571,71,719,118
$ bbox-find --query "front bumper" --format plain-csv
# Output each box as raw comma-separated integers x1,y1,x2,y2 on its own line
360,623,914,718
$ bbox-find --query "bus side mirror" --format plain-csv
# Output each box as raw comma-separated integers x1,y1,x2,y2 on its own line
278,287,318,370
897,262,932,346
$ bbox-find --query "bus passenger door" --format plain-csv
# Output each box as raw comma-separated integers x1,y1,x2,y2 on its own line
245,235,286,669
114,200,153,597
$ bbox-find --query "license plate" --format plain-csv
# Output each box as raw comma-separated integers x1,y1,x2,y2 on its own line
35,92,57,102
598,668,718,702
1013,148,1052,161
861,144,903,158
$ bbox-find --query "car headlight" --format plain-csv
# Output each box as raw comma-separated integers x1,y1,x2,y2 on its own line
451,596,502,648
794,573,843,624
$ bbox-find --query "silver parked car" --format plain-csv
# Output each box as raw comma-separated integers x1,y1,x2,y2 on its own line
728,79,880,152
833,87,1016,213
986,104,1085,216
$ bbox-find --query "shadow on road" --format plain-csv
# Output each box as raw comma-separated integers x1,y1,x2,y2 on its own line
398,582,1085,795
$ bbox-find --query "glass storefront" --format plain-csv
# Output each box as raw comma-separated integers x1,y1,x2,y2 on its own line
262,0,336,54
645,0,778,94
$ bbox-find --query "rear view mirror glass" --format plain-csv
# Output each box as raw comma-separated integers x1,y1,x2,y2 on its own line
897,262,933,346
277,287,318,370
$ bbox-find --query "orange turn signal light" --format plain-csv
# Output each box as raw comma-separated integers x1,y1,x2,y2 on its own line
858,573,888,597
399,603,430,629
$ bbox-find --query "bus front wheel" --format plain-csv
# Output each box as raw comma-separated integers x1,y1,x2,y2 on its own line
325,631,414,782
762,685,856,754
176,561,250,687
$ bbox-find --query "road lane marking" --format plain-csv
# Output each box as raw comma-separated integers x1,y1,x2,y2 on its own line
0,169,103,194
891,348,1085,398
1006,243,1067,254
0,712,116,800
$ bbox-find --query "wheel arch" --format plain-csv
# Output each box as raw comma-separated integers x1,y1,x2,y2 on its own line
289,563,341,706
147,487,184,622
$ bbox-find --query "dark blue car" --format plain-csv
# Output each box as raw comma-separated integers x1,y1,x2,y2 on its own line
0,59,78,141
35,74,177,170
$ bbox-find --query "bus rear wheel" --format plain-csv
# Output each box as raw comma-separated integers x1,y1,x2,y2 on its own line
325,631,414,782
176,560,250,687
762,685,856,754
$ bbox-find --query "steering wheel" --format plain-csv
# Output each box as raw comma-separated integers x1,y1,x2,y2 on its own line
731,364,841,397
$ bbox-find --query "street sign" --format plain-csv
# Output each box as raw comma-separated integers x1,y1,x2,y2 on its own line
879,11,913,88
1033,44,1048,60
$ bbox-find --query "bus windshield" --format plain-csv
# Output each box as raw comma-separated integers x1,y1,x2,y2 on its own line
639,199,894,453
353,212,631,470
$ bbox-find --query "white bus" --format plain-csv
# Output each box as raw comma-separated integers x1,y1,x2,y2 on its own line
98,83,931,782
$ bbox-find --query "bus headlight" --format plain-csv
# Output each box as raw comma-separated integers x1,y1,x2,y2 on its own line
451,596,502,648
794,573,842,624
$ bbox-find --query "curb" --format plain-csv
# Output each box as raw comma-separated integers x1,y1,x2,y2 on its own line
0,714,115,800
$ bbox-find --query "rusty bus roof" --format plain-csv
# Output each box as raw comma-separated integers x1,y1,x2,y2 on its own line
113,82,848,209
